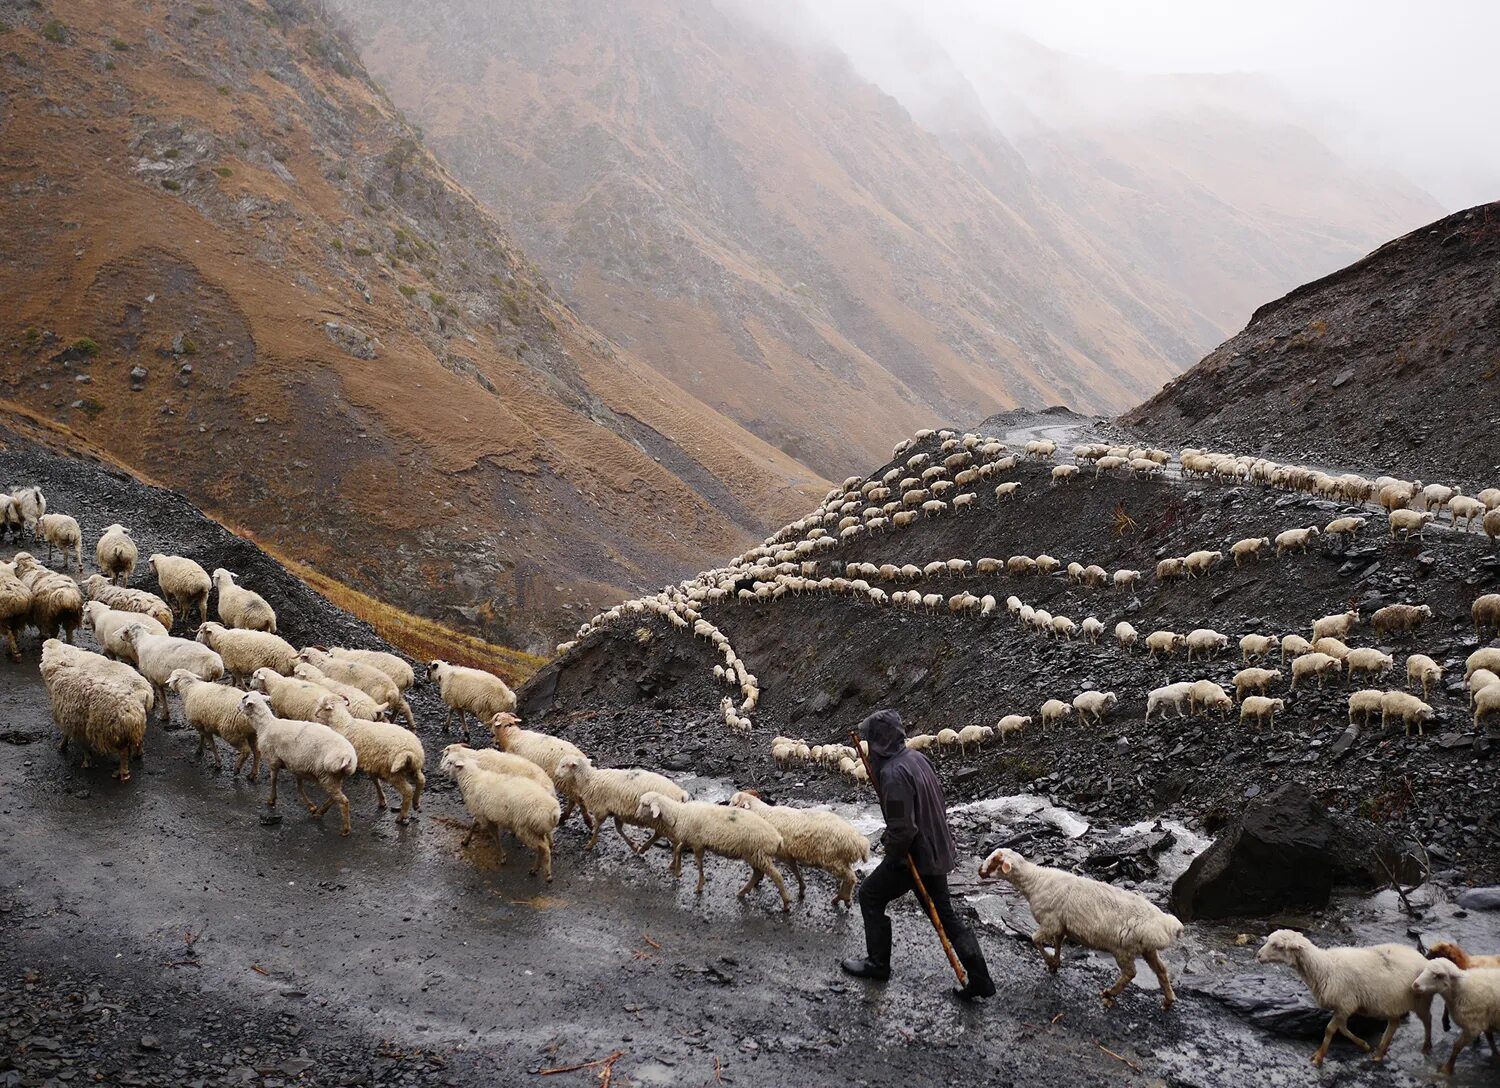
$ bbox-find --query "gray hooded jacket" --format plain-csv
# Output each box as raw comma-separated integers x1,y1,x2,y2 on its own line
860,709,958,875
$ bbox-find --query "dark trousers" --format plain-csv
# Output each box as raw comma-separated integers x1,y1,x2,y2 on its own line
857,856,991,985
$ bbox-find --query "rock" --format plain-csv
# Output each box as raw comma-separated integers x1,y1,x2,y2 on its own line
139,1035,161,1051
1170,782,1387,921
1455,886,1500,911
1330,368,1355,389
128,366,148,389
1188,973,1384,1040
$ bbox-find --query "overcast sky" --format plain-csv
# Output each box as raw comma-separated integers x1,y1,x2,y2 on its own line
741,0,1500,210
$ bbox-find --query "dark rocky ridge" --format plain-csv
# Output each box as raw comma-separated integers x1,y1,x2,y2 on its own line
1123,203,1500,489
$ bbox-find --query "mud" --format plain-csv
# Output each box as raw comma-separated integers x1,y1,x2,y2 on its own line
2,422,1497,1086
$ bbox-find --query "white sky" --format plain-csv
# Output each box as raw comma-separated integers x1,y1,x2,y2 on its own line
760,0,1500,210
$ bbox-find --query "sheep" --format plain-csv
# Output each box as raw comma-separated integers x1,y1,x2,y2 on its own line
1475,683,1500,732
1189,680,1233,718
82,601,165,664
1426,942,1500,1047
1240,695,1285,729
301,647,414,727
935,727,961,749
1482,489,1500,511
729,792,871,908
9,485,45,532
1466,647,1500,680
1405,654,1443,699
314,698,426,823
1487,507,1500,545
489,714,590,824
35,513,83,571
241,691,357,835
1230,537,1270,566
1155,557,1185,581
554,753,687,852
1312,610,1359,641
1080,616,1104,644
1081,565,1109,587
1069,689,1118,725
638,791,792,910
1034,554,1061,575
443,743,554,796
0,562,31,659
120,623,224,721
1239,633,1280,664
1378,481,1420,512
13,553,83,643
1114,621,1138,653
40,639,149,780
1347,689,1384,727
195,622,297,684
1380,690,1434,734
441,746,559,879
1255,929,1433,1067
250,666,383,722
1024,439,1057,460
427,659,513,737
148,554,211,624
1471,669,1499,708
166,669,259,778
1146,682,1194,721
1184,628,1229,662
1007,555,1037,575
994,481,1019,501
1280,634,1313,661
1370,603,1432,637
1291,651,1342,690
996,714,1031,742
1323,517,1367,545
1183,550,1222,578
1039,699,1074,731
1050,615,1078,641
1449,495,1487,530
1345,647,1394,682
956,723,991,754
80,575,172,628
1410,959,1500,1074
211,568,277,632
1233,667,1281,700
1388,508,1433,541
94,524,137,587
978,848,1182,1008
1144,630,1184,661
1274,526,1320,555
1473,593,1500,638
1112,569,1141,592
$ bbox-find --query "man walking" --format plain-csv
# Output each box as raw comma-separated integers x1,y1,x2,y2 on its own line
841,709,995,1000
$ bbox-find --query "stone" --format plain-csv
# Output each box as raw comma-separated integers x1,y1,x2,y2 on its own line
1455,886,1500,911
1188,973,1383,1039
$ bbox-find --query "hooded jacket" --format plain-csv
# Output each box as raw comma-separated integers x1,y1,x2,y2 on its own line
860,709,957,875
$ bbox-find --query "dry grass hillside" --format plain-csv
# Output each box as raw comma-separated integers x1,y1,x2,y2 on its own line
0,0,825,650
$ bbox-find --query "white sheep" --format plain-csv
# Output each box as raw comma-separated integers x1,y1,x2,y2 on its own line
729,792,871,907
0,562,31,659
996,714,1031,742
1240,695,1285,729
195,621,297,684
12,554,83,644
1468,647,1500,680
1232,667,1281,700
637,791,791,911
554,753,687,852
40,638,149,780
1071,690,1117,724
1405,654,1443,699
441,746,559,880
1145,630,1184,660
1275,526,1320,555
211,568,277,632
1239,633,1280,663
35,513,83,571
301,647,414,727
1230,536,1271,566
1184,628,1229,662
442,743,553,795
1379,690,1434,734
166,669,260,777
1291,652,1342,690
148,553,212,625
1256,929,1433,1067
1115,622,1138,653
80,574,172,629
251,666,384,722
121,623,224,721
1410,958,1500,1074
1080,616,1104,644
1182,550,1222,578
323,647,416,691
240,691,358,836
82,601,166,664
427,659,514,737
1189,680,1233,718
490,714,590,825
93,524,137,587
979,848,1182,1008
314,698,426,823
1345,647,1394,683
1474,593,1500,638
1312,610,1359,641
1146,682,1193,721
1388,509,1433,541
8,485,45,532
1039,699,1074,731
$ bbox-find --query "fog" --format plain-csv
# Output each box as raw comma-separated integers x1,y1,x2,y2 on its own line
726,0,1500,211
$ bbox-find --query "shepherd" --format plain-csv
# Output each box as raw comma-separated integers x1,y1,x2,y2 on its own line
840,709,995,1000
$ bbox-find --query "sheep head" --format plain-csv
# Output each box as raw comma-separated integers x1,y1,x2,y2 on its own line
1256,929,1308,965
978,847,1024,880
1411,959,1461,997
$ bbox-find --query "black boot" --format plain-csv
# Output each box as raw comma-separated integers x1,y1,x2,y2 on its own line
952,951,996,1001
840,957,891,981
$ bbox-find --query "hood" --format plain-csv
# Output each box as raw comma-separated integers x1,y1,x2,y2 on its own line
859,709,907,761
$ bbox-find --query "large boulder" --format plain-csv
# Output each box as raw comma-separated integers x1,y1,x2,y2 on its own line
1171,783,1391,921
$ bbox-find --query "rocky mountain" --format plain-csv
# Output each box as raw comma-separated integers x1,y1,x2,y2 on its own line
339,0,1442,477
1124,203,1500,487
0,0,824,650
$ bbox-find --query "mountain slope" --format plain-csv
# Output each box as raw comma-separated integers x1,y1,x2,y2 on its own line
340,0,1441,478
0,0,824,650
1124,203,1500,486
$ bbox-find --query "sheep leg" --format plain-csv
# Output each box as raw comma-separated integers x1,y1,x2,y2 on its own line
1442,1030,1475,1075
1033,930,1063,972
1100,951,1136,1006
313,778,352,836
1412,996,1432,1053
737,867,763,897
632,829,661,855
1369,1016,1401,1062
294,774,318,812
5,629,18,659
1312,1014,1345,1066
531,838,553,882
411,769,425,812
391,776,415,823
669,843,684,878
834,865,855,908
1144,949,1175,1009
461,818,480,847
760,862,792,912
787,859,806,900
441,706,455,733
398,696,416,730
113,746,132,781
371,774,388,811
584,812,603,850
266,764,281,808
613,816,643,852
693,848,707,895
490,826,508,865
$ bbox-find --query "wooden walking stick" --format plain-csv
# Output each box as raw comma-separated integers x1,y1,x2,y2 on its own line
851,730,967,986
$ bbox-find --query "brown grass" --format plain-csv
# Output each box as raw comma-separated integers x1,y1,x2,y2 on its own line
262,547,546,686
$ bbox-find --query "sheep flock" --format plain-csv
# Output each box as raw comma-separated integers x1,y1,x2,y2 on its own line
5,420,1500,1074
